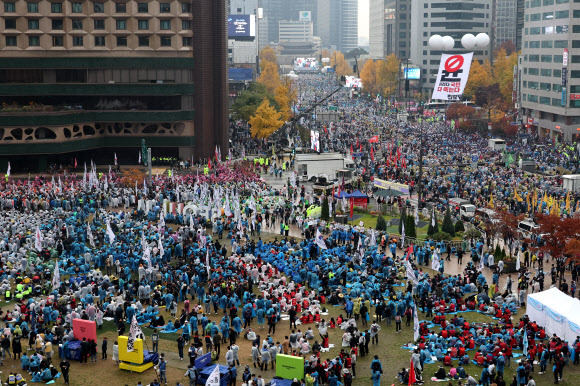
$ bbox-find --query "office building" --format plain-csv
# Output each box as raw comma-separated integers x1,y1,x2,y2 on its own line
493,0,518,50
520,1,580,142
410,0,492,91
0,0,227,170
279,20,313,43
259,0,315,45
516,0,525,51
228,0,259,64
369,0,411,60
317,0,359,52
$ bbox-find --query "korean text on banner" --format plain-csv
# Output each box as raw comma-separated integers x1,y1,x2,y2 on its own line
431,53,474,101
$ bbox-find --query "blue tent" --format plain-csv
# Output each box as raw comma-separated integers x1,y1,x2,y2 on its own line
333,191,351,199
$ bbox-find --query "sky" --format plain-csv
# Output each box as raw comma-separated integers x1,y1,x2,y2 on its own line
359,0,369,44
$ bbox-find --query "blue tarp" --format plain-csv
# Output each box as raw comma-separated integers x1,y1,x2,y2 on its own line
350,190,368,198
333,192,351,199
198,364,230,386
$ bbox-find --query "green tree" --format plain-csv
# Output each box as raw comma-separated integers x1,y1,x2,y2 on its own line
399,207,407,235
321,196,330,221
442,206,455,236
376,215,387,231
427,211,439,236
405,213,417,238
455,220,465,233
231,82,278,121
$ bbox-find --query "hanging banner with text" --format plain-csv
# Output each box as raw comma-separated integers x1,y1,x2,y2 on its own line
431,53,474,101
373,178,410,194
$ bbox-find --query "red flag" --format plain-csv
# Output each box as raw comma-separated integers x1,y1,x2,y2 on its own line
215,145,219,161
370,147,375,162
396,146,401,160
369,135,379,143
332,186,335,198
356,139,360,148
208,158,212,170
74,158,77,168
349,197,354,218
408,359,417,385
350,145,354,155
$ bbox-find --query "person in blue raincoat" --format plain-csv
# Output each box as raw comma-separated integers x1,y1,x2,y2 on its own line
371,370,381,386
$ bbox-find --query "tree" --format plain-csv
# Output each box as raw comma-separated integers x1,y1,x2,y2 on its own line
493,49,518,104
464,59,492,99
428,211,439,236
321,196,330,221
497,40,516,56
274,85,291,121
321,49,331,59
231,82,278,121
376,215,387,231
120,168,146,187
405,213,417,238
492,209,525,242
537,214,580,275
455,220,465,233
442,207,455,236
258,61,281,94
379,54,400,96
360,59,380,96
260,46,278,66
248,98,284,139
399,206,407,235
330,51,352,77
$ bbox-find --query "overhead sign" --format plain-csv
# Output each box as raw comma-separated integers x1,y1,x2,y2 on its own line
431,53,473,101
299,11,311,21
404,68,421,80
228,15,256,38
373,178,410,194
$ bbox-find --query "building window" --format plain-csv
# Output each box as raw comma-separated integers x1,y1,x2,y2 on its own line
540,96,551,105
72,19,83,29
94,19,105,29
5,19,16,29
93,2,104,12
117,36,127,46
71,2,82,13
95,36,106,46
182,36,192,46
116,3,126,13
555,40,568,48
51,2,63,13
529,41,540,48
28,2,38,12
5,36,17,46
542,12,552,20
29,36,39,46
160,20,171,30
540,82,552,91
52,19,63,30
541,55,552,62
28,19,39,29
138,20,149,30
182,20,191,30
160,36,171,46
556,10,569,18
529,54,539,62
160,3,170,12
530,27,541,34
72,36,83,46
137,2,148,13
531,13,541,21
541,40,552,48
541,69,552,76
52,36,64,46
182,2,191,13
543,0,554,4
138,36,149,46
4,2,15,12
116,19,127,30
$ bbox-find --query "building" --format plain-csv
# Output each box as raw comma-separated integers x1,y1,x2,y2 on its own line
493,0,517,50
317,0,359,52
410,0,492,92
228,0,259,65
259,0,315,46
0,0,227,171
520,1,580,142
369,0,411,60
278,20,313,43
516,0,525,51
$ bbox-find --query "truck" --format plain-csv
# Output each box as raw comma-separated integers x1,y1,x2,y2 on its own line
563,174,580,192
294,153,355,182
460,204,476,220
488,138,506,151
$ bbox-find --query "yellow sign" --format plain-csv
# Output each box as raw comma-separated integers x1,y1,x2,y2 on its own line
118,335,144,364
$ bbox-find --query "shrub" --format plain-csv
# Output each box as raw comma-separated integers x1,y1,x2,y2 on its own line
454,220,465,233
399,206,407,235
433,231,452,241
376,215,387,231
442,207,455,236
405,213,417,238
321,196,330,221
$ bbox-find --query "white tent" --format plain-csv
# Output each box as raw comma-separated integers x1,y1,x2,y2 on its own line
527,287,580,343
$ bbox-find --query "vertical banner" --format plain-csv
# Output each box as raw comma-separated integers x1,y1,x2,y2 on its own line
431,53,474,101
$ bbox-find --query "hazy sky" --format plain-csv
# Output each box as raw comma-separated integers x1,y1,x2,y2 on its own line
359,0,369,39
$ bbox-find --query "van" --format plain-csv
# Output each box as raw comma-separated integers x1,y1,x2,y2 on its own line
460,204,476,220
475,208,498,224
518,220,539,239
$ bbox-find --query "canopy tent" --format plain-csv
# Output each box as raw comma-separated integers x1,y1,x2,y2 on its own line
350,190,369,208
527,288,580,343
333,191,351,199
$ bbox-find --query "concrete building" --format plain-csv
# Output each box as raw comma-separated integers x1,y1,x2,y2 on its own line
410,0,492,91
369,0,411,60
520,1,580,142
0,0,227,170
259,0,315,46
228,0,259,65
278,20,313,43
493,0,517,50
317,0,359,52
516,0,525,51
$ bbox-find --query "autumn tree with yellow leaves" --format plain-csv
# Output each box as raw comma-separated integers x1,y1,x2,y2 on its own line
330,51,352,77
360,54,400,97
464,59,492,98
249,98,284,139
258,61,281,94
260,45,278,66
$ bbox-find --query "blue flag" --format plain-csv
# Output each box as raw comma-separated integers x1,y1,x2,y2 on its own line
523,329,528,357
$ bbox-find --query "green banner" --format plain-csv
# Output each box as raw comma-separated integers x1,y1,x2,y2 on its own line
276,354,304,380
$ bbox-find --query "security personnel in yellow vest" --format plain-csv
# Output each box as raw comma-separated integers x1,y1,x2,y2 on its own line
7,373,17,385
204,166,209,175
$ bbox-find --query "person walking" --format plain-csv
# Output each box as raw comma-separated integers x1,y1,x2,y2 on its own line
101,337,108,360
177,335,185,361
60,358,70,385
184,365,197,386
151,332,159,353
157,354,167,385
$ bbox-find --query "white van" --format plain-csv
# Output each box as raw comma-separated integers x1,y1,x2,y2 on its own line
460,204,476,220
518,220,539,239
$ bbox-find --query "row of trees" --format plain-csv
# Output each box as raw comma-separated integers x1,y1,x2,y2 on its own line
359,54,400,97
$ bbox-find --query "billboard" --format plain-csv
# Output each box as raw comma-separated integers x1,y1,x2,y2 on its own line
295,58,318,69
345,76,363,88
310,130,320,152
404,68,420,80
299,11,312,21
431,53,473,101
228,15,256,38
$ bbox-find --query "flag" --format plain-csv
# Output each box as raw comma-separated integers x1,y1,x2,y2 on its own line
523,328,528,357
127,315,144,352
87,223,95,248
315,229,327,250
415,207,419,226
206,365,220,386
114,153,118,166
158,236,164,259
6,162,10,177
215,145,219,162
431,208,436,227
205,249,211,276
404,259,418,285
432,249,440,271
74,158,77,168
138,151,141,164
413,305,419,342
35,228,43,252
158,213,165,231
208,158,212,171
401,221,406,246
349,197,354,218
106,219,115,244
516,251,521,271
479,255,485,271
408,359,417,386
370,147,374,162
52,261,60,290
369,230,376,247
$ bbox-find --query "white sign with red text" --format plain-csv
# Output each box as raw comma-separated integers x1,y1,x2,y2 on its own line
431,53,474,101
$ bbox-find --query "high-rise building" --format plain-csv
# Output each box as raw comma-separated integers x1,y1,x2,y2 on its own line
520,1,580,142
228,0,259,64
410,0,492,91
0,0,227,170
279,21,314,43
317,0,359,52
259,0,315,45
516,0,525,51
369,0,411,60
493,0,518,50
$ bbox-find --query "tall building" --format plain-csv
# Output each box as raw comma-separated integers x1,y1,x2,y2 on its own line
259,0,315,45
493,0,517,50
410,0,492,92
317,0,359,52
279,20,313,43
520,1,580,142
0,0,227,170
516,0,525,51
369,0,411,60
228,0,259,64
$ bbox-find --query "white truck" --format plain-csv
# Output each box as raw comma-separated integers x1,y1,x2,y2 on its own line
294,152,355,182
488,138,506,151
460,204,476,220
563,175,580,192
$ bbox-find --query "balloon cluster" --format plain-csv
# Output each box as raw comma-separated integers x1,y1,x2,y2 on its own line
428,33,490,51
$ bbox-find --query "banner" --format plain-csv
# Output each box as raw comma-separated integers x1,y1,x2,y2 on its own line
72,319,97,342
373,178,409,194
431,53,473,101
276,354,304,380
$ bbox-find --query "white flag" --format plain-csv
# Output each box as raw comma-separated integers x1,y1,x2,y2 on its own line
138,151,141,164
369,230,376,247
479,254,485,271
206,249,211,276
206,365,220,386
52,261,61,290
431,249,440,272
35,228,43,252
127,315,143,352
315,229,327,250
516,251,521,271
401,221,406,246
114,153,118,166
404,259,418,285
158,213,165,231
87,223,95,248
6,162,10,177
106,219,115,244
413,305,420,341
415,207,420,226
431,208,436,227
158,236,164,259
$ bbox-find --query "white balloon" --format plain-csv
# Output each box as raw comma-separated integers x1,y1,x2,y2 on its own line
475,33,490,48
461,34,477,50
442,36,455,50
428,35,443,50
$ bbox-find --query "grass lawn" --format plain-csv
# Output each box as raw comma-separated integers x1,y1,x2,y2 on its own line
348,213,429,239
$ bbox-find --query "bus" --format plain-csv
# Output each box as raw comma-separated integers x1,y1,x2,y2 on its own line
424,102,448,112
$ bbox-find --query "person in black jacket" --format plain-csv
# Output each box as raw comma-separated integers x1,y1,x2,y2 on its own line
80,338,89,364
60,359,70,385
